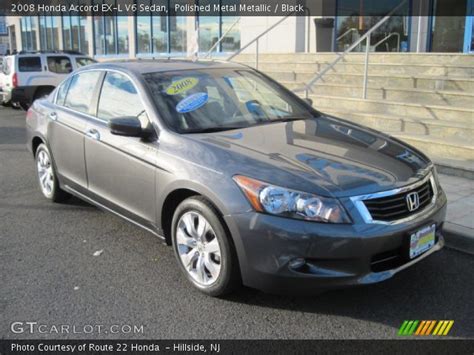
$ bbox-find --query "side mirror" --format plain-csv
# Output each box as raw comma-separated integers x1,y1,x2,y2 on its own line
303,98,313,106
108,117,154,139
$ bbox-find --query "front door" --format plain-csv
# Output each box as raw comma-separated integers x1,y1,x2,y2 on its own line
84,71,157,228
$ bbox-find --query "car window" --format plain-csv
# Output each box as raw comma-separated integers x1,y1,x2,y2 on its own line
97,72,147,122
47,56,73,74
18,57,42,72
56,77,72,106
64,71,102,114
75,57,96,68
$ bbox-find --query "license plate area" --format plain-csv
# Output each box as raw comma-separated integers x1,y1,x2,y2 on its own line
409,224,436,259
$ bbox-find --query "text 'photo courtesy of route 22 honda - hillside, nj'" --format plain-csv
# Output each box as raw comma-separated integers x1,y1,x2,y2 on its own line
25,60,447,296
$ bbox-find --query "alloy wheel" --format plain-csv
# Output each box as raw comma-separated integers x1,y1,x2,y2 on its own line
36,149,54,198
176,211,222,286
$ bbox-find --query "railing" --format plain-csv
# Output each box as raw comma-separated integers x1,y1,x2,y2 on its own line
294,0,408,100
336,28,358,41
203,17,241,59
373,32,401,52
227,12,298,69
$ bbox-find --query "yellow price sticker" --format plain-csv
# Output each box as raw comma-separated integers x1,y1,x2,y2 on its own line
165,77,199,95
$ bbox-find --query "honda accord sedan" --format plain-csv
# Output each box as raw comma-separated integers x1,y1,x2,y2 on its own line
26,60,447,296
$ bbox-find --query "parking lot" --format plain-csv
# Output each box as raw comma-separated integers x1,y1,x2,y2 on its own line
1,105,473,339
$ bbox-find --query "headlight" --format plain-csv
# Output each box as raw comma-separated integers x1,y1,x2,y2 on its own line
233,175,351,223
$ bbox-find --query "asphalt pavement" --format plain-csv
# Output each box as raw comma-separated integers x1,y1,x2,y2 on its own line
1,105,473,339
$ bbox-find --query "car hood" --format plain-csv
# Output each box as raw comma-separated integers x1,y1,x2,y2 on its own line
185,115,432,198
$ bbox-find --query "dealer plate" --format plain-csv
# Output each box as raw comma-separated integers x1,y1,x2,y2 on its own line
409,224,435,259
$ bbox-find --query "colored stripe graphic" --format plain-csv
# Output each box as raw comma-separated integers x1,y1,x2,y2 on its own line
399,320,454,336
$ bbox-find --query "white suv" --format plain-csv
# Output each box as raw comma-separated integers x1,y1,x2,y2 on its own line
0,51,96,108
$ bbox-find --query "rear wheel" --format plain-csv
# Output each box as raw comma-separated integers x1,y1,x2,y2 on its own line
171,196,240,296
35,143,71,202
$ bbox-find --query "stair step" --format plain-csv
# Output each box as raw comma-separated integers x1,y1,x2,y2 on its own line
239,61,474,77
266,71,474,91
319,110,474,141
235,53,474,66
310,95,474,122
392,134,474,162
299,83,474,108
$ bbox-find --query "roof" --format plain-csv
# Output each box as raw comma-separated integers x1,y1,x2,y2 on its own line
83,59,247,75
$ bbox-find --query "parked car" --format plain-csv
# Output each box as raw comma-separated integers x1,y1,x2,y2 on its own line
25,60,447,296
1,51,95,108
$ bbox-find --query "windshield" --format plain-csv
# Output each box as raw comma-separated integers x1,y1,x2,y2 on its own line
143,68,318,133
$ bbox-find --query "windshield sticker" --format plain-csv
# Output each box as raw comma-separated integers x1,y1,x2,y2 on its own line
176,92,209,113
165,77,199,95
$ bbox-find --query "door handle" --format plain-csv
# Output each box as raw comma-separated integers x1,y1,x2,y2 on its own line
85,128,100,141
48,112,57,121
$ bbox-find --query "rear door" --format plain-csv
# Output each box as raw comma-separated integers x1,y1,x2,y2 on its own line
48,70,103,191
84,71,157,228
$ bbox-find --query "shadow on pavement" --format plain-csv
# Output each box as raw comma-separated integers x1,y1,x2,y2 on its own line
224,249,474,338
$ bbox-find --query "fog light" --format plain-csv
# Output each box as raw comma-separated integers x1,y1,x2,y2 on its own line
289,258,306,269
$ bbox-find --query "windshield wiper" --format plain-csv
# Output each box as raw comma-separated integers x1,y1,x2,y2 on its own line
271,117,311,122
184,126,246,134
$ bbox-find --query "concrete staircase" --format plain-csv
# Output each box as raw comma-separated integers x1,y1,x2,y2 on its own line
235,53,474,177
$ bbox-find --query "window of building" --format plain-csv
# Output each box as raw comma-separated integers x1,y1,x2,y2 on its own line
0,17,7,35
18,57,42,72
39,16,60,51
20,17,38,51
197,0,240,53
97,72,145,121
62,11,88,54
93,0,129,55
335,0,410,52
64,71,102,114
47,56,73,74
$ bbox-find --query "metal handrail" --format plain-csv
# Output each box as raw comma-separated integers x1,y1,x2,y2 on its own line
227,11,297,69
336,28,358,41
203,17,241,59
294,0,408,99
373,32,401,52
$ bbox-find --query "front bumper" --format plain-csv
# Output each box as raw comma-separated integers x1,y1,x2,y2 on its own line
224,189,447,294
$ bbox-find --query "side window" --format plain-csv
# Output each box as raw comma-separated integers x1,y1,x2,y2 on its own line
18,57,42,72
97,72,146,121
64,71,102,114
56,77,72,106
75,57,96,68
47,56,73,74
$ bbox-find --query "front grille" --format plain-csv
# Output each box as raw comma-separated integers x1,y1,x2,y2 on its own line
363,179,434,222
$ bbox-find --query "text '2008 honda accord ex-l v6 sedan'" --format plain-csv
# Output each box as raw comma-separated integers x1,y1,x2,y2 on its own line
26,60,447,296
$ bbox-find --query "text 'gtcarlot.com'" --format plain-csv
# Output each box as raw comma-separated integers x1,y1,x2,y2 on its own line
10,321,144,335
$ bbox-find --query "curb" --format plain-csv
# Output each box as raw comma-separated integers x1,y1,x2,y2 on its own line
443,222,474,255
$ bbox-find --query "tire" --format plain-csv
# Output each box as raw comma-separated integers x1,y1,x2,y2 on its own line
171,196,241,296
35,143,71,203
34,87,53,101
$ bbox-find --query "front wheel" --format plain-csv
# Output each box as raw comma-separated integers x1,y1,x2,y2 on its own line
35,143,71,202
171,196,241,296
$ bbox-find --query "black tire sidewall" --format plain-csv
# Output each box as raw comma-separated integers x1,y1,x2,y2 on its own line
171,197,237,296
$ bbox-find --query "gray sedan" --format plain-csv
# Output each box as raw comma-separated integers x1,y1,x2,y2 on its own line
26,60,447,296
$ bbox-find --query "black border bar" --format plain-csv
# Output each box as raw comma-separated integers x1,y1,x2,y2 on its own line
1,0,470,17
1,339,474,354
